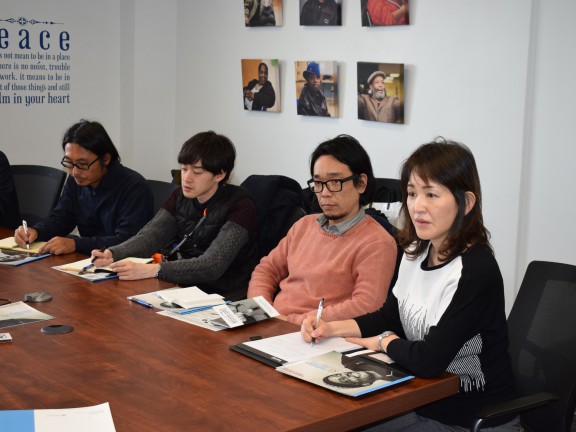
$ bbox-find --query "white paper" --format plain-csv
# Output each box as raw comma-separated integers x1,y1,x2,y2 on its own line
0,301,54,329
243,331,361,364
156,286,224,308
35,402,116,432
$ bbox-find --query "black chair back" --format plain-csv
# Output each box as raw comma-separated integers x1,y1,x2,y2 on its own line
508,261,576,431
146,179,176,214
241,174,307,260
11,165,67,226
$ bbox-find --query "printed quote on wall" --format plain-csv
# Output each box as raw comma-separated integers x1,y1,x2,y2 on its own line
0,17,71,107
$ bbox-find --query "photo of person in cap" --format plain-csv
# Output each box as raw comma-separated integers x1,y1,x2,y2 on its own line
357,62,404,124
297,61,331,117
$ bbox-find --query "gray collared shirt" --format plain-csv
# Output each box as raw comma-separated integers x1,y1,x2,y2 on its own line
316,208,366,236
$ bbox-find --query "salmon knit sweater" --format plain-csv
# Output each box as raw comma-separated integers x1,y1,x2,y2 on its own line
247,214,397,325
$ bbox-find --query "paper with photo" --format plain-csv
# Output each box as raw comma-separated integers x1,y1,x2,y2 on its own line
0,301,54,329
0,248,50,266
158,308,226,331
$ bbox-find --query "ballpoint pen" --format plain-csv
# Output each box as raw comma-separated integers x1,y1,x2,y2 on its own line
22,220,29,250
129,298,154,308
80,247,107,274
310,297,324,347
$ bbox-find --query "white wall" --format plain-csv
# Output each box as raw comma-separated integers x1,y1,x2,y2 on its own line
1,0,122,165
517,0,576,283
2,0,575,312
174,0,534,312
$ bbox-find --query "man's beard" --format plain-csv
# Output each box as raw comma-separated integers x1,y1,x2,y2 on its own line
324,212,344,221
372,89,386,100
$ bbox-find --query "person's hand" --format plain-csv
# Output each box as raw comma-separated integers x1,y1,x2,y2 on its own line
301,316,330,343
108,261,159,281
345,335,381,352
91,249,114,267
38,237,75,255
275,314,287,321
14,226,38,248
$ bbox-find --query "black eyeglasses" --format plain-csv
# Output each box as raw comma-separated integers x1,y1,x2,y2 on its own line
307,175,357,193
61,156,100,171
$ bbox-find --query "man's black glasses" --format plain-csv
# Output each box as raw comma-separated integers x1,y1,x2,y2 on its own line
307,175,357,193
61,156,100,171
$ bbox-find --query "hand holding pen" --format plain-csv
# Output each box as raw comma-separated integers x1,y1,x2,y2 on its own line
14,220,37,249
83,247,111,272
310,297,324,347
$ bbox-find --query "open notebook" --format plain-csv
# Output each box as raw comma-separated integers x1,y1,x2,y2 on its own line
0,237,50,266
53,257,152,281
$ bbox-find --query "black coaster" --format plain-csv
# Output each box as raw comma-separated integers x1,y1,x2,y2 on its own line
41,324,74,334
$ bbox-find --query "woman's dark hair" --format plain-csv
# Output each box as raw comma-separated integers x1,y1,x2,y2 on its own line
61,120,120,162
397,138,491,261
309,134,376,206
177,131,236,182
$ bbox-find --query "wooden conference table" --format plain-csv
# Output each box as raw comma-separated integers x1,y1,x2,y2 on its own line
0,229,459,432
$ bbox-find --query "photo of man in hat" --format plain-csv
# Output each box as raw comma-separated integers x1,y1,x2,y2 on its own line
295,61,338,117
357,62,404,124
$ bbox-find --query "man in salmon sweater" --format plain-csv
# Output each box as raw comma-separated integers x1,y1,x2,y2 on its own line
247,134,397,325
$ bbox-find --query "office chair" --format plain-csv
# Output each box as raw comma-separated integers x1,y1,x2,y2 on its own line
241,174,307,260
11,164,67,226
471,261,576,432
146,179,176,214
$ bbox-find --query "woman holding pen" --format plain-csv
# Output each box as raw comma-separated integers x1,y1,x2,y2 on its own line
300,139,519,431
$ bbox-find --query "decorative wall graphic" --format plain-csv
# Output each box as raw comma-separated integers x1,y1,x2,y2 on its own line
299,0,342,26
242,59,281,113
357,62,405,124
361,0,409,27
294,60,338,117
0,16,71,107
244,0,283,27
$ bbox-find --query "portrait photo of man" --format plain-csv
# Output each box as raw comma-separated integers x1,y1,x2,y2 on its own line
361,0,409,27
295,60,338,117
244,0,283,27
357,62,405,124
242,59,281,113
299,0,342,26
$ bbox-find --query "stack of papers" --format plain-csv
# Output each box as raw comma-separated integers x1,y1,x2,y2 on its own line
156,286,225,309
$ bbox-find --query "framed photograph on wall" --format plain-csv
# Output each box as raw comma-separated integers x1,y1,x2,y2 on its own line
299,0,342,26
361,0,409,27
245,0,283,27
357,62,405,124
295,61,338,117
242,59,281,113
